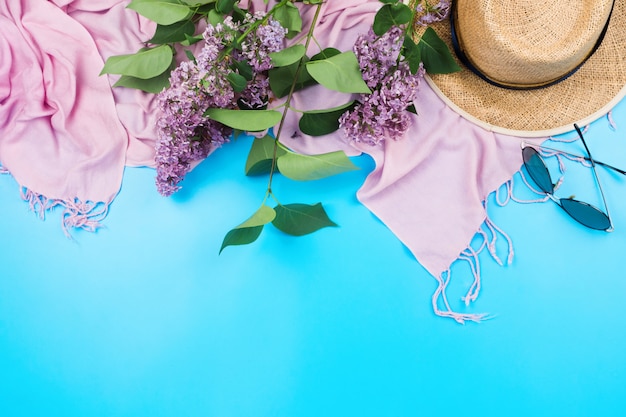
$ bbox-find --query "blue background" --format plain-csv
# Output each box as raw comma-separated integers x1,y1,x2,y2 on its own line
2,100,626,416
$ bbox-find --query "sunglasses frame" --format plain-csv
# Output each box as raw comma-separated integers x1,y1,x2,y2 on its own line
521,124,615,232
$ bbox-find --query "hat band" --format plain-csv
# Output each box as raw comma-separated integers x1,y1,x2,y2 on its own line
449,0,616,90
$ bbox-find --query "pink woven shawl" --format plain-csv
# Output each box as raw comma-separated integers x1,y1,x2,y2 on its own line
0,0,540,322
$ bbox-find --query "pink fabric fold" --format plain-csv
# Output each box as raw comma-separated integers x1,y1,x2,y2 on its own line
0,0,157,231
1,0,547,320
356,86,527,277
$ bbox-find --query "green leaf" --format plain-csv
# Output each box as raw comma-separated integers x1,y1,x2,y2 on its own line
270,44,306,67
207,9,224,26
305,52,371,94
227,72,248,93
205,108,282,131
231,5,247,22
277,149,359,181
100,45,173,79
372,3,412,36
299,101,355,136
184,49,196,63
180,0,217,5
113,68,171,93
418,27,461,74
237,205,277,228
272,203,337,236
268,59,317,98
220,227,263,253
310,47,341,61
181,33,204,46
232,60,253,81
127,0,193,25
272,2,302,37
245,135,286,176
149,20,196,44
402,35,422,74
216,0,236,14
220,205,276,253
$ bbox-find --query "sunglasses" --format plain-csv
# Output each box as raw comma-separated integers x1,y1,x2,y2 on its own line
521,124,626,231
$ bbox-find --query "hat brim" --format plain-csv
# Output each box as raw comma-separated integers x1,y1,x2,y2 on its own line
426,0,626,138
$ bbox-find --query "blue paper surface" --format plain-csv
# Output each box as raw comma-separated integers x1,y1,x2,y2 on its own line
2,101,626,416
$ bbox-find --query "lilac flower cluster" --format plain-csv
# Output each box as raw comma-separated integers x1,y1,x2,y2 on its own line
354,26,405,89
339,27,425,146
155,14,287,196
236,12,287,73
413,0,451,26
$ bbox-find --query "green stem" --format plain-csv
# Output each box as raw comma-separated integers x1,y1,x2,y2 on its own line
265,2,323,194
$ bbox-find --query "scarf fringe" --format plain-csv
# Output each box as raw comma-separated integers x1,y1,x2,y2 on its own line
18,186,108,238
431,183,515,324
2,163,110,236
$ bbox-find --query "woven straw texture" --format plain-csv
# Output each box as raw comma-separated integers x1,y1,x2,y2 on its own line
427,0,626,137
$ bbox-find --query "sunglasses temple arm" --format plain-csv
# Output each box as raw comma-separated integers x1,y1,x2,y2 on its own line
589,159,626,175
524,143,626,175
574,124,614,231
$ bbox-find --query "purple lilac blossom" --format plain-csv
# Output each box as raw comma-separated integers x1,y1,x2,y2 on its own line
236,12,288,73
354,26,404,89
414,0,451,26
155,13,286,196
236,14,287,109
340,27,425,146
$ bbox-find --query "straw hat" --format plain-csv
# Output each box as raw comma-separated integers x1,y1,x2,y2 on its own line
425,0,626,137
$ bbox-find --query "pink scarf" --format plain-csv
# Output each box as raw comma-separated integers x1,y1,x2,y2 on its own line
0,0,542,322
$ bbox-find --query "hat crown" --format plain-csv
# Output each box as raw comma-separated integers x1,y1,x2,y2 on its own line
455,0,614,87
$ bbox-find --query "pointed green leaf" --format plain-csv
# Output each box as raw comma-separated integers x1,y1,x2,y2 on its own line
245,135,286,176
227,72,248,93
128,0,193,25
231,5,247,22
220,205,276,253
216,0,236,14
207,9,224,26
184,50,197,63
180,0,217,5
310,47,341,61
181,33,204,46
372,3,412,35
232,60,254,81
402,35,422,74
299,101,355,136
277,149,358,181
418,27,461,74
269,59,317,98
149,20,196,44
272,203,337,236
220,226,263,253
101,45,173,79
113,69,171,93
305,52,371,94
205,109,281,131
272,2,302,37
270,44,306,67
237,205,276,228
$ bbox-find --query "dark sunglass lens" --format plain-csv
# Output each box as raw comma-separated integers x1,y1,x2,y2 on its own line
560,198,611,230
522,147,554,194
